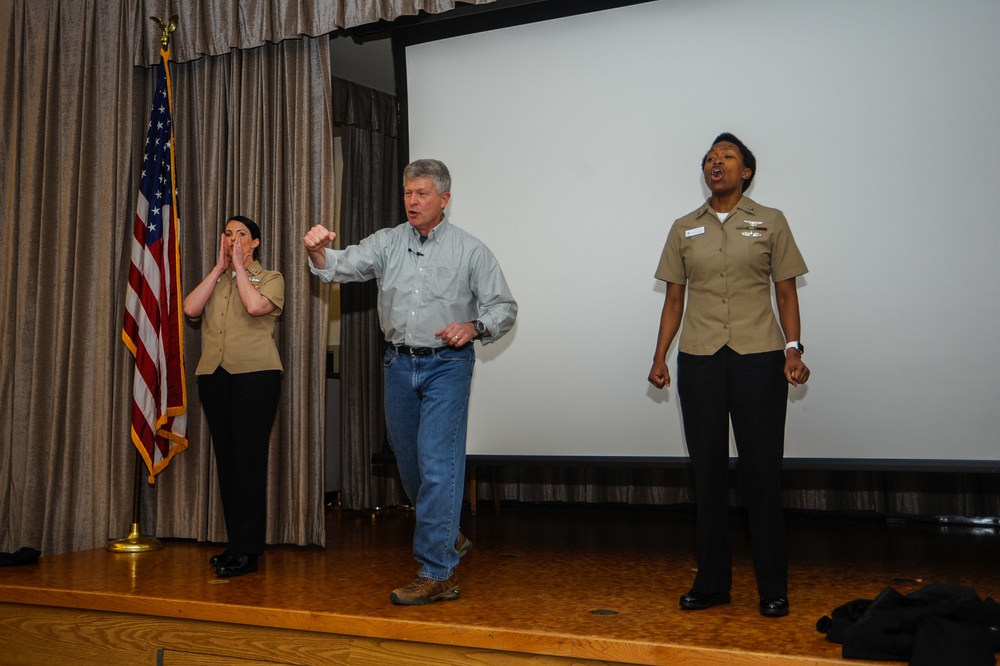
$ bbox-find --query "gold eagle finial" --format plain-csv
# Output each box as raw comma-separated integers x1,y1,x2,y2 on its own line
150,15,178,49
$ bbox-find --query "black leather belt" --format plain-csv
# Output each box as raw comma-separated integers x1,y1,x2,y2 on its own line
392,343,469,356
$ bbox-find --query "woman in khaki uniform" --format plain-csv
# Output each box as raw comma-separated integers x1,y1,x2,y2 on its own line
648,133,809,617
183,216,284,578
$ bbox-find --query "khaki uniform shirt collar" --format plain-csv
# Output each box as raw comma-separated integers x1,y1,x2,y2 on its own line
696,195,758,220
230,259,264,280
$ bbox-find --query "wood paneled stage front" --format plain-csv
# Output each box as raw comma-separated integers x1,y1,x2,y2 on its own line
1,503,997,665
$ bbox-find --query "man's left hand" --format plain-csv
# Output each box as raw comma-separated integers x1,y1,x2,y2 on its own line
436,322,476,346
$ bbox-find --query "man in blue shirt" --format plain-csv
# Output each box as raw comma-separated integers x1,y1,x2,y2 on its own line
304,159,517,604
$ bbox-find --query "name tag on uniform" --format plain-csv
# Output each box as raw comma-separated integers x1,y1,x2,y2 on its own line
685,226,706,238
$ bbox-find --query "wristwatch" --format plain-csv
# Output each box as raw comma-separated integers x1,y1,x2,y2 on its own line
472,320,487,340
785,340,804,354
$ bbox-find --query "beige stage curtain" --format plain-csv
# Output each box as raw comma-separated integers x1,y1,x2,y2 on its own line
1,0,493,556
332,79,403,511
144,36,335,548
134,0,497,66
1,0,140,555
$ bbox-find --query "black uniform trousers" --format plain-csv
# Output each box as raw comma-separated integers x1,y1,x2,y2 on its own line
677,345,788,599
197,367,281,555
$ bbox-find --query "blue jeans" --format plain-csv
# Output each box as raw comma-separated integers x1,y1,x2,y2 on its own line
383,344,475,580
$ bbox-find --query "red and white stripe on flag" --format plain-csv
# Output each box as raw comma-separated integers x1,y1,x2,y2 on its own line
122,48,187,483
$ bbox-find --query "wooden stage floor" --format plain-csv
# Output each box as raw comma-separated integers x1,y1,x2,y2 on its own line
1,503,998,665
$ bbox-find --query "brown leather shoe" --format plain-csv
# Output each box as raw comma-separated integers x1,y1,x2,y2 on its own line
456,532,472,558
390,575,460,605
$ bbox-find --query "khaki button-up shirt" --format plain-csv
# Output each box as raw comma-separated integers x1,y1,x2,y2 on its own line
655,196,807,356
194,261,284,374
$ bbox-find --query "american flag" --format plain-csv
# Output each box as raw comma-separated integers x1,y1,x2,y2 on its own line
122,49,187,483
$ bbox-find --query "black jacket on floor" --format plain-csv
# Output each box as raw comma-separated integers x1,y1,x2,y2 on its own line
816,583,1000,665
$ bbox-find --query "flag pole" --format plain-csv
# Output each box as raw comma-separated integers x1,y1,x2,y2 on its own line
108,15,181,554
107,454,163,552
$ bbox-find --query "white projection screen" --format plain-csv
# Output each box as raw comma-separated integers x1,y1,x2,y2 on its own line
401,0,1000,467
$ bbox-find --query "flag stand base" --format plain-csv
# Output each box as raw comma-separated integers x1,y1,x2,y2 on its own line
106,523,163,553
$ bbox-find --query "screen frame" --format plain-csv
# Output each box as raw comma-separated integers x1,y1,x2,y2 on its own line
389,0,1000,472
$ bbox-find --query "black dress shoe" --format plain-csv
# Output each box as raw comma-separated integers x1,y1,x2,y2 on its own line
679,589,731,610
215,554,258,577
208,552,231,567
759,596,789,617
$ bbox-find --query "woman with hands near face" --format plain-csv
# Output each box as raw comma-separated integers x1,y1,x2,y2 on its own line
183,215,284,578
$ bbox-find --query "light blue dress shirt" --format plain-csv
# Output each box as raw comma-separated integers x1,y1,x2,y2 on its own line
308,217,517,348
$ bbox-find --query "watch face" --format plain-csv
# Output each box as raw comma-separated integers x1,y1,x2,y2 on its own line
474,320,486,336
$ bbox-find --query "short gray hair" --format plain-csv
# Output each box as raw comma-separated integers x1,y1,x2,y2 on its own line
403,159,451,195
